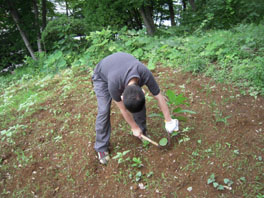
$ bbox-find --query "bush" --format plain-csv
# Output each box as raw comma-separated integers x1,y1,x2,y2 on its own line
42,16,88,53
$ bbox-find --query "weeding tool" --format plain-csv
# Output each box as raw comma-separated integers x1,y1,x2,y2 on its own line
141,135,160,147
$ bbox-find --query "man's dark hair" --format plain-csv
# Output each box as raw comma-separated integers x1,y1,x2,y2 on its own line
123,84,145,113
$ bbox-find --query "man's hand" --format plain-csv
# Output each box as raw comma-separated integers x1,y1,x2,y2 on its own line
165,119,179,133
114,101,143,138
132,127,143,139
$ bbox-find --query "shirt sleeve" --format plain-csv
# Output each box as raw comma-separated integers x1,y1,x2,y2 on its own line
140,66,160,96
108,83,122,102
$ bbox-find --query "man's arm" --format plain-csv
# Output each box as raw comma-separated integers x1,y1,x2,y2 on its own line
154,92,172,122
114,100,142,138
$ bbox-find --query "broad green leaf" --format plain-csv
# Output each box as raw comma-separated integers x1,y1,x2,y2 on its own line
148,113,163,118
171,131,179,137
207,173,215,184
213,182,219,188
166,90,177,105
217,185,225,190
123,150,130,156
173,108,196,114
224,178,233,186
136,171,142,182
159,138,168,146
173,107,182,113
166,90,188,106
175,116,187,122
207,178,215,184
223,178,230,184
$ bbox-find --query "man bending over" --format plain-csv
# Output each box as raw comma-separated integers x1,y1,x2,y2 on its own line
92,52,178,164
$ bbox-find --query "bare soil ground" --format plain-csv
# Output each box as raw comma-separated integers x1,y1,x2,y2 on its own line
0,66,263,197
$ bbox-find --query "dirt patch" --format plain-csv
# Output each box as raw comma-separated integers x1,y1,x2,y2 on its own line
1,66,263,197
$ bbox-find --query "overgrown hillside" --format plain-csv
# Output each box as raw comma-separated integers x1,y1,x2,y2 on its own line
1,23,264,96
0,64,263,197
1,1,263,197
0,24,264,198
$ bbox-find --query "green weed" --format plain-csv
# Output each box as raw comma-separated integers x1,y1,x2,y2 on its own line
131,157,143,168
207,173,233,191
1,124,27,144
112,150,131,164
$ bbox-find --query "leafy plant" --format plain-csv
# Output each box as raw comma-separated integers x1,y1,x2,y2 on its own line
14,148,32,168
131,157,143,168
142,140,150,148
42,50,67,74
207,173,233,191
112,150,131,164
207,173,224,190
147,171,154,178
166,90,196,122
135,171,142,182
85,28,116,65
213,109,231,125
1,124,27,144
223,178,234,187
159,138,168,146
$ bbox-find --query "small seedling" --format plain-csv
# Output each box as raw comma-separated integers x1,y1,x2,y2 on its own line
207,173,224,190
207,173,233,191
113,150,131,164
131,157,143,168
1,124,27,144
213,109,231,125
178,136,190,144
142,140,150,148
225,142,231,148
233,149,239,155
147,171,153,178
171,131,179,137
135,171,142,182
54,135,62,143
223,178,234,187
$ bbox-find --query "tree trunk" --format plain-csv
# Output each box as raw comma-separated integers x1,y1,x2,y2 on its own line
7,1,37,60
65,0,69,17
182,0,187,11
133,8,143,30
32,0,42,53
168,0,176,26
188,0,196,11
42,0,47,30
139,5,156,36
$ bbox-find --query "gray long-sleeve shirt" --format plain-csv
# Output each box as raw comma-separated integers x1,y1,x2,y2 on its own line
93,52,160,102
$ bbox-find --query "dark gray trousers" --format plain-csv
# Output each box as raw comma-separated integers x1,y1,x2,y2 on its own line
92,74,146,152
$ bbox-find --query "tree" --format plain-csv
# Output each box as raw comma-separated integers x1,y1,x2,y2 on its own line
0,0,56,71
32,0,42,53
139,3,156,35
167,0,176,26
42,0,47,30
7,1,37,60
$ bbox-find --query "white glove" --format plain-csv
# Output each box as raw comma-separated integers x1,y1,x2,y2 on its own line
165,119,179,133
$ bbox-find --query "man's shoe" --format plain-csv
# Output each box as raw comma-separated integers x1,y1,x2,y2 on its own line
98,151,110,165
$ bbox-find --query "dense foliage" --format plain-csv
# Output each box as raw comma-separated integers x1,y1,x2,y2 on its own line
1,0,264,95
180,0,264,30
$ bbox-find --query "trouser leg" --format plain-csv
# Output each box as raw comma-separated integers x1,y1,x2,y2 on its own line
93,78,112,152
132,105,147,135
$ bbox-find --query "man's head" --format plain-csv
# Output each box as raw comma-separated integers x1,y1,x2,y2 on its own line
123,84,145,113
